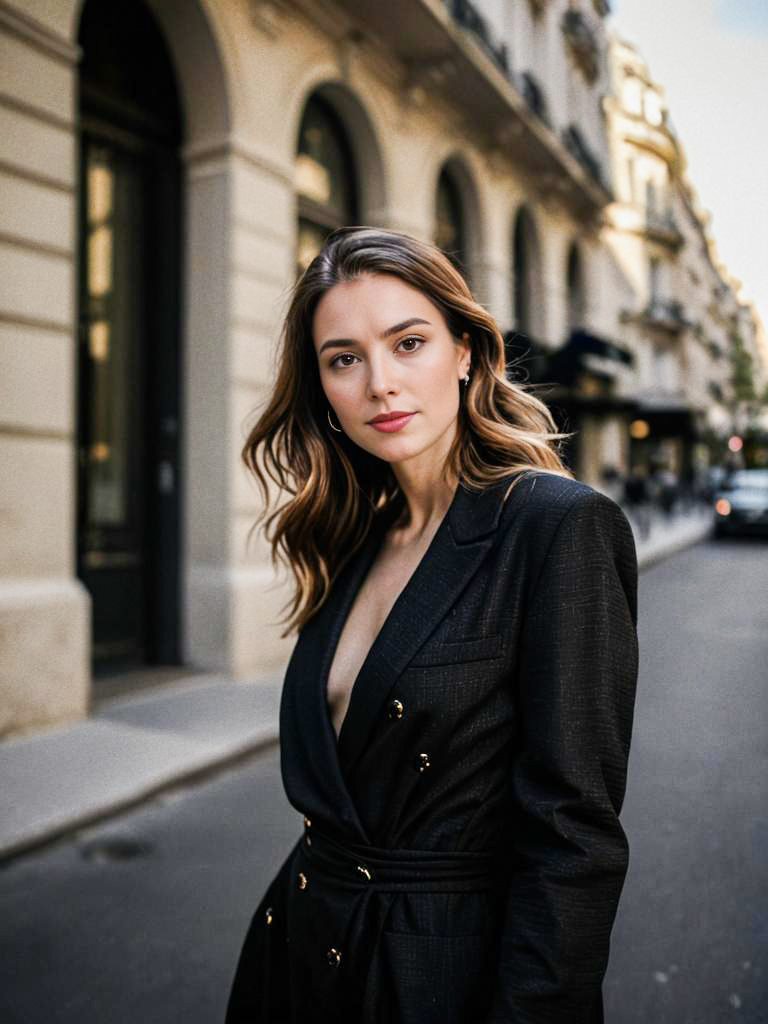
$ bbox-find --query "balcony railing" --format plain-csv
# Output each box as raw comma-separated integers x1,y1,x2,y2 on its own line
520,71,551,126
561,124,606,190
644,297,688,331
561,9,600,83
446,0,509,74
407,0,614,213
645,208,683,248
646,209,677,231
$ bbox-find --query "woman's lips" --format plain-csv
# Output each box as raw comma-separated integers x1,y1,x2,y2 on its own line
368,413,416,433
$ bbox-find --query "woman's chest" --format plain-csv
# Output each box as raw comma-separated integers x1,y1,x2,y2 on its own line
326,539,432,737
281,510,538,845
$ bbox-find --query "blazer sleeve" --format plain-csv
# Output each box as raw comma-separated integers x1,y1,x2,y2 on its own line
486,489,639,1024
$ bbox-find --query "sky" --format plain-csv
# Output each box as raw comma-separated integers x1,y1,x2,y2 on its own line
610,0,768,327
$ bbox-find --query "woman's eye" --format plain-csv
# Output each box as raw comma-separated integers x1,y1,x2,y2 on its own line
398,335,424,353
329,353,358,368
329,336,424,369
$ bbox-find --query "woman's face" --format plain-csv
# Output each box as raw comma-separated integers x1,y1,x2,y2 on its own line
312,273,471,471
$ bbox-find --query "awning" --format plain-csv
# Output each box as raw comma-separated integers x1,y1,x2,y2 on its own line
503,328,633,386
561,328,634,367
631,390,692,415
626,392,700,438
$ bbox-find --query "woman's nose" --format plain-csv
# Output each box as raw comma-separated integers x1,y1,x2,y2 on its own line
366,359,399,398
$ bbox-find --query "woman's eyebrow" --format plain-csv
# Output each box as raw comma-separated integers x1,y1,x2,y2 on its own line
318,317,432,354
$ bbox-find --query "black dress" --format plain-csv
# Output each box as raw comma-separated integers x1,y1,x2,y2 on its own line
225,469,639,1023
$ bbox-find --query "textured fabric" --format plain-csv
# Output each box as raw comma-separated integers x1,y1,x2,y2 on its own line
225,470,639,1024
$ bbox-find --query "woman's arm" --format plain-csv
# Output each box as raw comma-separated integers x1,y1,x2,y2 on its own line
487,489,639,1024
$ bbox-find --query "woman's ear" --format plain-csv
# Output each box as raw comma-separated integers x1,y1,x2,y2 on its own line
460,331,471,372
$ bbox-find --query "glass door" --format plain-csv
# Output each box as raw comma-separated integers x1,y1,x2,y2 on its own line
78,136,148,665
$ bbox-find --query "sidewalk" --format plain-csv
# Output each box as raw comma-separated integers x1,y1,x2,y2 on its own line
0,672,283,860
629,501,714,568
0,503,714,861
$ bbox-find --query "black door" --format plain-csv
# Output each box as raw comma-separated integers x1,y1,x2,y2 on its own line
76,0,183,675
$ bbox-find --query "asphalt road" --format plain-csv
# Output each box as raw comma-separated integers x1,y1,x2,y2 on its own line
0,749,301,1024
1,534,766,1023
604,534,767,1023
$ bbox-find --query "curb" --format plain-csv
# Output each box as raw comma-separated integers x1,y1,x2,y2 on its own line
635,516,713,571
0,676,282,863
0,730,279,864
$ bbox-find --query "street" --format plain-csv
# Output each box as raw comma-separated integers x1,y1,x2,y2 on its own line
0,748,300,1024
605,534,767,1023
1,535,766,1024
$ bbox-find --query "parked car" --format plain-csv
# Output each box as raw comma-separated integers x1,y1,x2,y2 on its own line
713,468,768,538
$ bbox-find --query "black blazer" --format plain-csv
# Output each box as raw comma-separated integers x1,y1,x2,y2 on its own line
226,469,639,1024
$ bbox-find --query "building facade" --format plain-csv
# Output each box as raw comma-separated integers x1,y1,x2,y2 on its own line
0,0,763,737
603,33,767,482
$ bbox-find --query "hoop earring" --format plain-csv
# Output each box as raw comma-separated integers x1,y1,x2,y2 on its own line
327,407,343,433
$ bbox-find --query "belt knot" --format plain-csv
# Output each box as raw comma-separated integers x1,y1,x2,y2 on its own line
301,828,501,893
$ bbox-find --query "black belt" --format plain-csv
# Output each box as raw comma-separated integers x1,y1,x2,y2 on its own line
301,827,501,893
290,828,504,1017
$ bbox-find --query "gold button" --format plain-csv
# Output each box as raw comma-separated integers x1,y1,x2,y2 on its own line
326,947,342,967
303,815,312,828
265,906,273,925
414,752,431,772
356,864,372,882
298,871,308,890
388,699,404,720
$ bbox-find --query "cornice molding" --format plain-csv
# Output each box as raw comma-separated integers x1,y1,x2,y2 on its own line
0,1,79,66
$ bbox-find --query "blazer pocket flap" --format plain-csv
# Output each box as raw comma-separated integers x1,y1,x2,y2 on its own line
408,632,504,667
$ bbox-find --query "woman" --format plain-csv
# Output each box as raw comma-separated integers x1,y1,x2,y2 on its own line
225,226,639,1024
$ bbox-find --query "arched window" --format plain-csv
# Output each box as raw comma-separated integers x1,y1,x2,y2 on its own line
513,207,538,337
623,74,643,116
649,255,661,303
295,93,358,275
435,167,469,284
566,242,586,330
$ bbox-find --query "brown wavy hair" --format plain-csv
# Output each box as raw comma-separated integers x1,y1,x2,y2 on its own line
241,225,574,636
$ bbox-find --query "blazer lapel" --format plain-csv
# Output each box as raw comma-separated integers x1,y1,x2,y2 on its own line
280,472,528,844
336,475,517,777
280,516,391,843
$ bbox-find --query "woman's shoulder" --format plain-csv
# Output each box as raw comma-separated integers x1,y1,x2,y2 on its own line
499,469,634,546
499,468,602,516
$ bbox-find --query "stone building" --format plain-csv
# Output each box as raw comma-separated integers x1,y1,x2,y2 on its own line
603,33,766,482
0,0,761,737
0,0,633,735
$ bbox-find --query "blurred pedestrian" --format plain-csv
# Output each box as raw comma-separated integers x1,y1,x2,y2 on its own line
600,464,622,504
655,466,679,519
624,466,651,538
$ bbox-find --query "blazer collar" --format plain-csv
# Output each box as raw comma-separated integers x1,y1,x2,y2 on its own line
448,473,518,543
280,471,530,843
